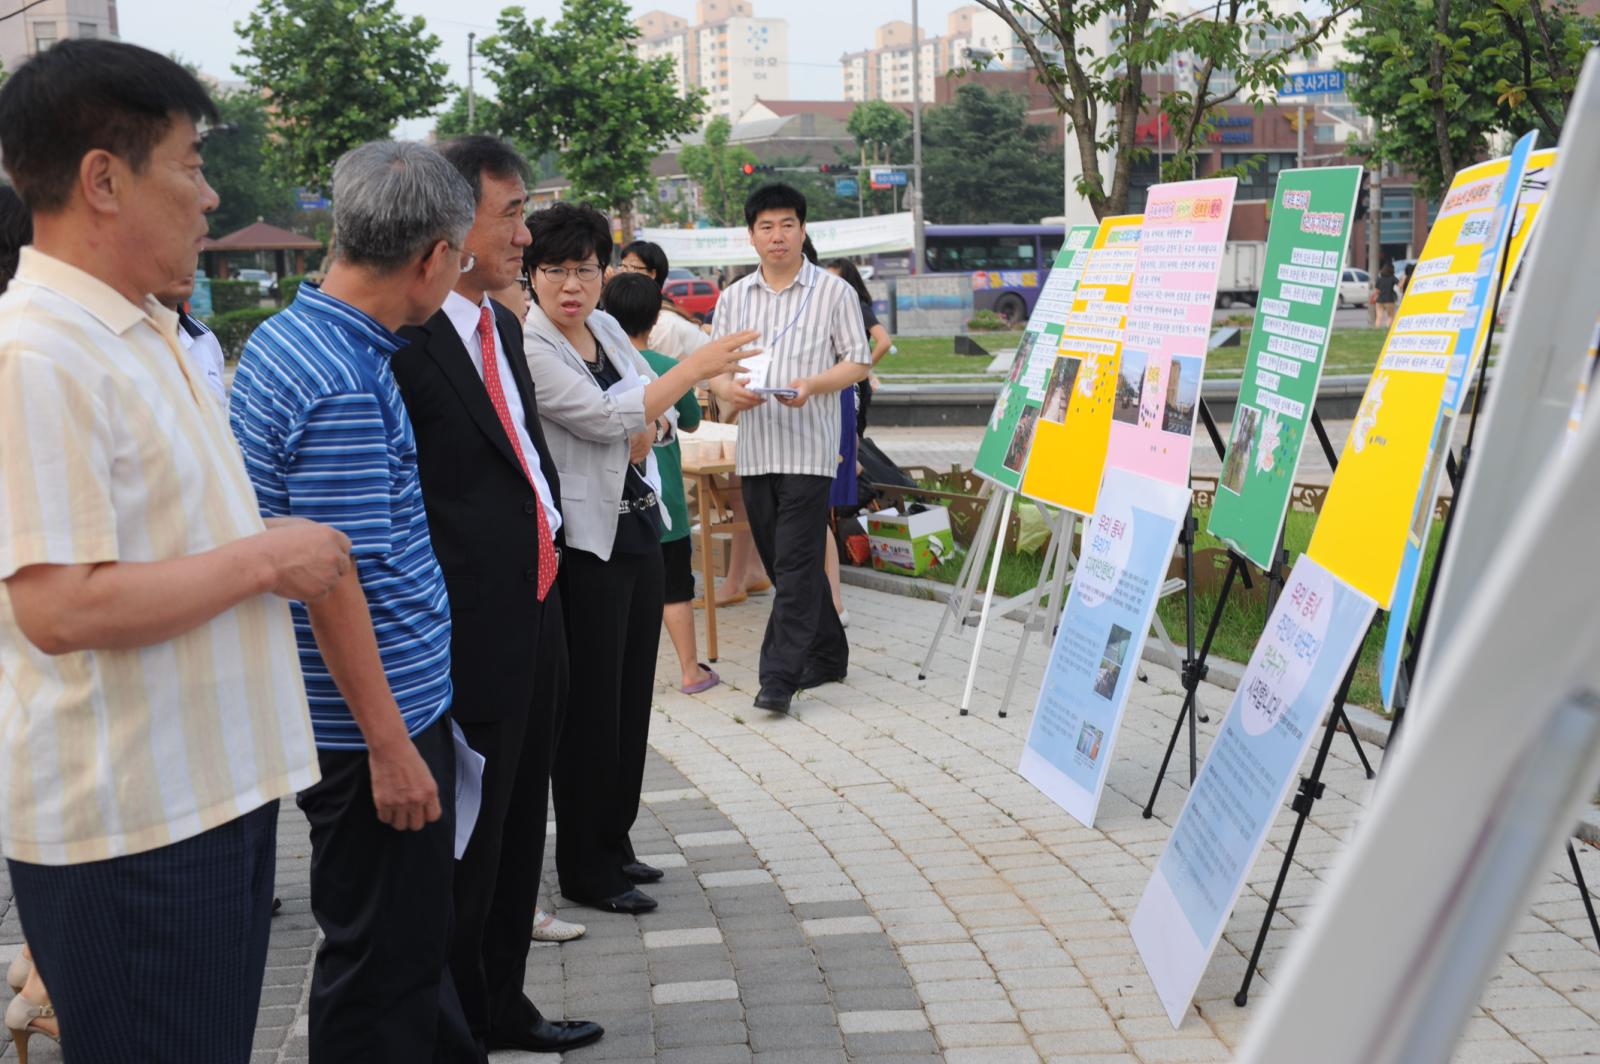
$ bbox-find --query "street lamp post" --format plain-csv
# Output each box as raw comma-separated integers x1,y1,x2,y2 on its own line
467,32,477,132
911,0,925,275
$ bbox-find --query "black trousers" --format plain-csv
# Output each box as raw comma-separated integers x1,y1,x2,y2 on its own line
743,473,849,691
450,583,568,1043
8,801,278,1063
552,545,664,900
297,716,478,1063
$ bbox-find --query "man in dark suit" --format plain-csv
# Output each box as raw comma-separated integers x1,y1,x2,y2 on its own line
392,135,601,1057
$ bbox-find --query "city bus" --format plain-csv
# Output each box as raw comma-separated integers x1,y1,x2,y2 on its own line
866,223,1066,323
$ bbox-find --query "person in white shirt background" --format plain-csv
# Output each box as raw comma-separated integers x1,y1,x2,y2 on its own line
158,273,227,404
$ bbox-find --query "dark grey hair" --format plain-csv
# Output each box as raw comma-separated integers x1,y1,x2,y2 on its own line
331,140,475,272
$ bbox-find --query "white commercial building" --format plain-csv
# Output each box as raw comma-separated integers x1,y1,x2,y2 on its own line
635,1,789,121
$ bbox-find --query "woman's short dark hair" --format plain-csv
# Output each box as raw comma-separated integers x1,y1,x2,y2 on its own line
525,201,613,272
0,40,218,213
0,186,33,293
743,183,807,227
619,240,670,289
603,272,663,339
826,258,872,304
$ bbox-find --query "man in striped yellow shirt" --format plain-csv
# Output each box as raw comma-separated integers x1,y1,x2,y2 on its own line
0,41,350,1063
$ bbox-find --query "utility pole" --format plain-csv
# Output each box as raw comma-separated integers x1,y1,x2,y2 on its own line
911,0,926,274
467,32,477,132
1296,103,1305,168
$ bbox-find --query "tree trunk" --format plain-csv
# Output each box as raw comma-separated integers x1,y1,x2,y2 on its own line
1430,0,1458,191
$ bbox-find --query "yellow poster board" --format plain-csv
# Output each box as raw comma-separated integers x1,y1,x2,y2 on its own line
1307,152,1528,605
1018,214,1143,514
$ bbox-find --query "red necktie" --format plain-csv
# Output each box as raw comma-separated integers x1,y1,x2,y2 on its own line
477,305,557,601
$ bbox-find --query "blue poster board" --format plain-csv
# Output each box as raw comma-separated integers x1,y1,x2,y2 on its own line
1131,555,1376,1027
1017,468,1190,827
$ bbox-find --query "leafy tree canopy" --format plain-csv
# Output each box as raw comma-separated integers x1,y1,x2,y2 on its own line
678,116,759,227
922,85,1063,224
481,0,704,233
1343,0,1593,200
235,0,449,190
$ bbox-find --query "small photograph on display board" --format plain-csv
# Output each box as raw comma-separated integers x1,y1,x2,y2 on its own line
1206,166,1363,569
1130,555,1377,1028
972,226,1099,490
1040,356,1079,424
1308,139,1537,608
1017,468,1191,828
1108,177,1238,484
1019,214,1143,514
1377,140,1554,709
1002,406,1041,474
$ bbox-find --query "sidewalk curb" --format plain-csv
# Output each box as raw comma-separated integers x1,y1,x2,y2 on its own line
840,565,1600,849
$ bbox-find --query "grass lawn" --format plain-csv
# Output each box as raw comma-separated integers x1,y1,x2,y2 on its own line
915,504,1444,711
879,329,1391,382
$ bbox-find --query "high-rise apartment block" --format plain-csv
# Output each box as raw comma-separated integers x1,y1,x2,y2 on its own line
635,1,789,121
0,0,118,72
841,5,1067,102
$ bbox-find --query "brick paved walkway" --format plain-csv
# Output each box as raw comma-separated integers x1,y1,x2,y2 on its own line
2,582,1595,1062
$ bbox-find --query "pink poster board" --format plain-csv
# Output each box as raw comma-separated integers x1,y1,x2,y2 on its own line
1108,178,1238,484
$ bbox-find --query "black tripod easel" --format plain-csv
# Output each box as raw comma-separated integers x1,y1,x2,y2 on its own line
1142,402,1374,821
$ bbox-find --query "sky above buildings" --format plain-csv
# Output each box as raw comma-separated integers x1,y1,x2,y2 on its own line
121,0,978,136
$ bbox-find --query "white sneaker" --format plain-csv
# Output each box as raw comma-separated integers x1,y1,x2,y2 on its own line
532,906,586,942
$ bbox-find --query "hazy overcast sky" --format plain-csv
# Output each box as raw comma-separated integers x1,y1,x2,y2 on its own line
120,0,976,135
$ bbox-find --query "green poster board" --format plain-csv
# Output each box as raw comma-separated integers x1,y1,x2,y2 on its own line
972,225,1099,489
1207,167,1363,568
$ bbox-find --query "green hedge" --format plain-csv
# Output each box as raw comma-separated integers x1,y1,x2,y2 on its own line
210,278,261,315
210,307,277,362
277,273,308,305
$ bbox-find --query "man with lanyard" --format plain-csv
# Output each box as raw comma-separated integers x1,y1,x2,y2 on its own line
709,184,871,715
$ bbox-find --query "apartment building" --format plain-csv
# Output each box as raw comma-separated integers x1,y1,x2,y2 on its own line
0,0,118,72
634,1,789,121
842,5,1076,102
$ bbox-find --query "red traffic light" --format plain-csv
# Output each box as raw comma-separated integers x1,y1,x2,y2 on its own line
742,163,755,175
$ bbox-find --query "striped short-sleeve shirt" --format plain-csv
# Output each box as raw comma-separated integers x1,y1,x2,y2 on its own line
0,248,319,866
712,260,871,477
229,285,452,749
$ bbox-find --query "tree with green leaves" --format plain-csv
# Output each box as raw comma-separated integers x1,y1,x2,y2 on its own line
434,87,504,141
480,0,704,237
203,89,301,236
967,1,1354,218
1343,0,1592,200
847,101,912,165
921,85,1063,224
678,116,759,227
235,0,449,191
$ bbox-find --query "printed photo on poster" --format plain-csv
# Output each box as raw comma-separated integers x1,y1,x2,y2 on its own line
1221,406,1261,495
1009,331,1039,385
1410,417,1453,542
1041,356,1081,425
1095,623,1134,699
1004,406,1041,473
1076,722,1105,761
1163,355,1202,436
1115,350,1149,425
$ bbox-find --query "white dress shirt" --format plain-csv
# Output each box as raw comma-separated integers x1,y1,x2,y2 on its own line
177,312,228,404
443,290,563,536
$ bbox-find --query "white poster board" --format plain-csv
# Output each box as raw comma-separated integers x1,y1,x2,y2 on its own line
1131,555,1376,1027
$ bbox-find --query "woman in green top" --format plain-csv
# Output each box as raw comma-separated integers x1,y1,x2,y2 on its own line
602,273,721,693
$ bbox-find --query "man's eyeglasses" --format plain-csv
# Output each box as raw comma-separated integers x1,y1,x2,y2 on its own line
537,264,603,283
516,273,533,297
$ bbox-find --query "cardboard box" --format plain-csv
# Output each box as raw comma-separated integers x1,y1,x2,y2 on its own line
867,506,955,577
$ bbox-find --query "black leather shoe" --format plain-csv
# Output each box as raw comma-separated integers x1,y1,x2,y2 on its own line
486,1017,604,1053
797,668,847,689
754,687,793,714
623,860,664,883
565,887,658,914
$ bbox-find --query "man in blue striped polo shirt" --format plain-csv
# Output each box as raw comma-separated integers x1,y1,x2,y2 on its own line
230,141,481,1063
